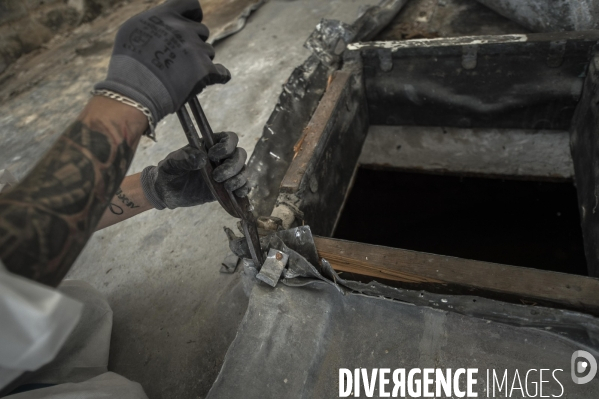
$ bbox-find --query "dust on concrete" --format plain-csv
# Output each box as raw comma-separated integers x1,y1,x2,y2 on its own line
0,0,163,180
0,0,265,180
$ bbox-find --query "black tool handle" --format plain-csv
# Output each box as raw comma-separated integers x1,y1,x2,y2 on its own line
182,98,264,266
189,96,215,148
187,98,253,219
176,108,238,218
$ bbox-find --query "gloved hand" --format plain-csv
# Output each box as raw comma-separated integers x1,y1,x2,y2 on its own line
94,0,230,126
141,132,249,210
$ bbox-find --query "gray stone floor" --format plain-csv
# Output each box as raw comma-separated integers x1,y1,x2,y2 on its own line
0,0,374,398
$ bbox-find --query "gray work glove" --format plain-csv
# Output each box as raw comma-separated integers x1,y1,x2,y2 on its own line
141,132,250,210
94,0,230,125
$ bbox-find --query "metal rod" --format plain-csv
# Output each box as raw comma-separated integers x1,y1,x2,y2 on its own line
186,99,246,221
176,107,202,148
176,107,238,218
189,96,215,148
184,97,265,266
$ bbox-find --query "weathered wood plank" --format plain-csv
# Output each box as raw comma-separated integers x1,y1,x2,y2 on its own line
273,64,370,236
246,55,330,217
570,54,599,278
314,236,599,314
280,71,352,193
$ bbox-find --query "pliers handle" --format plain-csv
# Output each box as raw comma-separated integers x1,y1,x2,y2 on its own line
176,97,264,267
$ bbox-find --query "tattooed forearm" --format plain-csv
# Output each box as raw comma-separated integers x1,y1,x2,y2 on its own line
0,97,146,286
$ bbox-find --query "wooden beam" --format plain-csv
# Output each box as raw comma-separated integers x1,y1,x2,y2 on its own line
273,65,370,236
314,236,599,315
280,70,352,193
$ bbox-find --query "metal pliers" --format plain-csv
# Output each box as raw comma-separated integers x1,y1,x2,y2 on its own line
176,96,264,267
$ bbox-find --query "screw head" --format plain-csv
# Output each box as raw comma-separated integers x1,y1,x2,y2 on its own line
276,252,283,261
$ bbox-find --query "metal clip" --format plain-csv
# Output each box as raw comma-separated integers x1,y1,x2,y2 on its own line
256,249,289,287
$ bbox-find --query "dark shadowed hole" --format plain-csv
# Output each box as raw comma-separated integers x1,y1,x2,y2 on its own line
334,168,588,276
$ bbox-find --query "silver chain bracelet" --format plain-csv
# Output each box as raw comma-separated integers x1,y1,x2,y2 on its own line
91,89,156,141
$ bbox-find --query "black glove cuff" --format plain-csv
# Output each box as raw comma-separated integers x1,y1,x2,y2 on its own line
140,166,167,211
94,55,175,124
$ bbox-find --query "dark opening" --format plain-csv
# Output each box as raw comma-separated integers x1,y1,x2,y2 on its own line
334,168,588,276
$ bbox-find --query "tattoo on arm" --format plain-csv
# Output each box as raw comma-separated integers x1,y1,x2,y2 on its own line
108,188,140,216
0,119,136,286
109,203,125,215
115,188,140,210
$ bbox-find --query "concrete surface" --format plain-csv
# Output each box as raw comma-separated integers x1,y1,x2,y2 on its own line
0,0,376,398
0,0,121,74
360,125,574,179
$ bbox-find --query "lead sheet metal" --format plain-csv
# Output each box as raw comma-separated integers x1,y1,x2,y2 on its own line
208,227,599,398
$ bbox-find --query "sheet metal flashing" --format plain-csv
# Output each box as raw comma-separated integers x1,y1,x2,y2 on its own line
208,226,599,398
571,54,599,277
246,0,409,217
351,30,599,130
248,5,599,235
240,226,599,348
